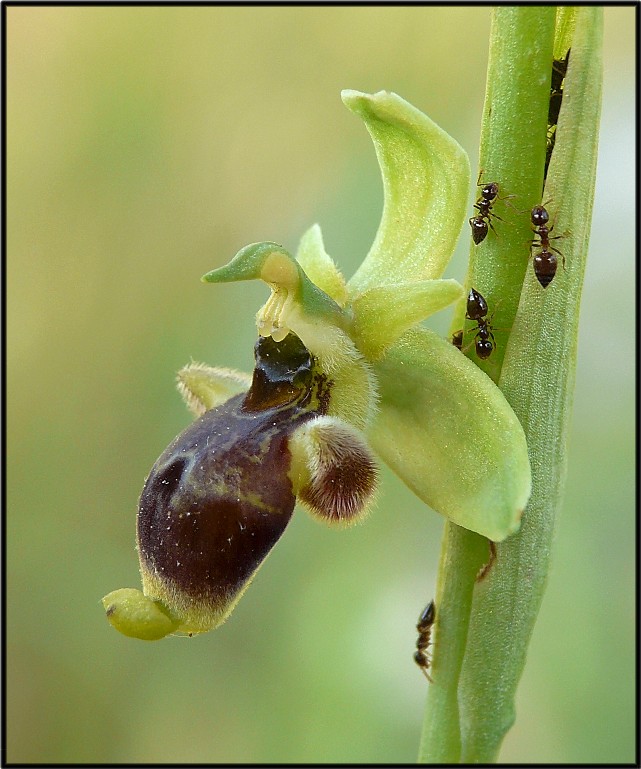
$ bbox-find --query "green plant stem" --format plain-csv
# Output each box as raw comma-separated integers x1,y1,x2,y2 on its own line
418,7,602,763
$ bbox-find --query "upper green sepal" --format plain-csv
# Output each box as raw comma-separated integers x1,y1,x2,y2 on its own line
341,90,471,296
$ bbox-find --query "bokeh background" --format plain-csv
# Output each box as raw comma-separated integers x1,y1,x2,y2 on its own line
7,7,635,764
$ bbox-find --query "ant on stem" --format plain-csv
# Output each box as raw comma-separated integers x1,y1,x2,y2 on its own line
414,600,435,682
451,289,499,360
530,204,566,288
545,49,571,180
469,173,515,245
465,287,497,360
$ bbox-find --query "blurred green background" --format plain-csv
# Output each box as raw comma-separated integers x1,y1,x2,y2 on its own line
7,7,635,764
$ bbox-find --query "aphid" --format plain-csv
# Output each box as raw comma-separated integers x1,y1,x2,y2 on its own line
530,204,565,287
465,287,496,360
414,600,436,682
545,49,571,179
451,329,463,349
469,177,503,245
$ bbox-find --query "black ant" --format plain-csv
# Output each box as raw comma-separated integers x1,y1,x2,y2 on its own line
469,179,501,245
545,49,571,180
548,49,570,128
530,205,565,287
451,329,463,349
414,600,435,682
465,288,496,359
469,174,515,245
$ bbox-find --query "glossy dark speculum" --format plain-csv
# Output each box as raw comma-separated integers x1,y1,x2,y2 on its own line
137,333,327,605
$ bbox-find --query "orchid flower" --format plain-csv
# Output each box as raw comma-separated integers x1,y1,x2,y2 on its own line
103,90,530,641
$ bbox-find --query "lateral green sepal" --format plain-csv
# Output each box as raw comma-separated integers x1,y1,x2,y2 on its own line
368,328,531,541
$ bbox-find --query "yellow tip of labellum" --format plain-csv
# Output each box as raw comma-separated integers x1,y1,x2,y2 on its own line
102,588,180,641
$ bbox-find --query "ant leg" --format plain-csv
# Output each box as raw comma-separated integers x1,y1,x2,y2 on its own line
458,325,479,355
500,194,519,211
549,247,567,270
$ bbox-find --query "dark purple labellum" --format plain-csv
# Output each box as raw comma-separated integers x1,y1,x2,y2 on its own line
137,334,328,620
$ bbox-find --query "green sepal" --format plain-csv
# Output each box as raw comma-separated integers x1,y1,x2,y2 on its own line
341,90,471,296
368,328,531,541
350,278,464,360
102,588,180,641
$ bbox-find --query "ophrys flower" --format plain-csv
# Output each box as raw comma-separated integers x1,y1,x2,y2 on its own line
103,91,530,640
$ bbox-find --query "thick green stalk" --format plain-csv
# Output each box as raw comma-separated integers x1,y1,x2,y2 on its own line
418,7,602,763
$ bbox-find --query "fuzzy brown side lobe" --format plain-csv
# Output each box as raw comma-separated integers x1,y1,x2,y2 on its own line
299,437,377,521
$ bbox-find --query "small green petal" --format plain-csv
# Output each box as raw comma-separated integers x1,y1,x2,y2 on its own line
102,588,180,641
369,328,531,542
350,278,464,360
341,90,471,295
177,363,252,417
295,224,348,307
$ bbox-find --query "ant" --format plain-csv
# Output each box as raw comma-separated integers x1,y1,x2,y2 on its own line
414,600,435,682
545,50,571,179
451,329,463,349
465,287,496,359
469,179,501,245
469,173,514,245
548,49,571,128
530,205,565,288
